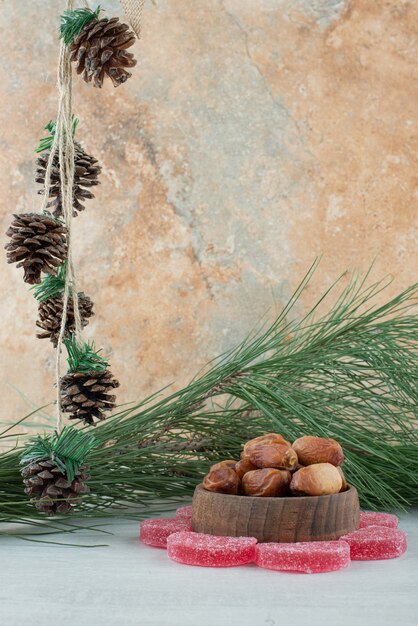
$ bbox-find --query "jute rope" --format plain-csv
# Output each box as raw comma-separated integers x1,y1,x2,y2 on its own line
41,0,82,433
119,0,145,38
42,1,145,432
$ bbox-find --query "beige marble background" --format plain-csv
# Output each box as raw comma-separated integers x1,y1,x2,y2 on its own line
0,0,417,422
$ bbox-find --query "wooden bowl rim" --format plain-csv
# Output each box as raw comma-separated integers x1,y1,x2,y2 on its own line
195,483,357,503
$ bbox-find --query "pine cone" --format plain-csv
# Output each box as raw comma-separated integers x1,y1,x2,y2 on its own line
36,142,101,218
70,16,136,88
21,459,90,516
36,292,94,347
61,370,120,426
4,213,67,284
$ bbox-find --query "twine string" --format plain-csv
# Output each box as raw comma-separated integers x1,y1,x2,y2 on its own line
119,0,145,38
43,1,144,433
40,0,82,433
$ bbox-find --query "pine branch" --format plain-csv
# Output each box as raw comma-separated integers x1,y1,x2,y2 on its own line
60,6,101,46
31,263,68,302
35,117,79,153
20,427,96,482
65,336,109,373
1,262,418,528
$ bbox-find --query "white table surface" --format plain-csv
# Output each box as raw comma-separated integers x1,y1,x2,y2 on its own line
1,508,417,626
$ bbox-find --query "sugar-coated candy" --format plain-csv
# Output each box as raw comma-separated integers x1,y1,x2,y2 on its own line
175,505,193,521
255,540,351,574
359,511,398,529
140,518,193,548
340,525,407,560
167,531,257,567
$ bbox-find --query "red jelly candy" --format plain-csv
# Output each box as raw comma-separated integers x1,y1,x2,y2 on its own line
167,531,257,567
359,511,398,529
140,518,192,548
255,541,351,574
175,505,193,521
340,525,407,560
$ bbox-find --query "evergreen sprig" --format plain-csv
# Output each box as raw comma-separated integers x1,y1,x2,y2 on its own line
65,335,109,373
31,263,67,302
1,262,418,530
20,426,96,483
60,6,101,46
35,118,79,154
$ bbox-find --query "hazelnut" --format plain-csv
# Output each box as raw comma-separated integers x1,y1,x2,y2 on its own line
290,463,343,496
202,461,239,494
292,436,344,467
235,457,257,480
337,466,348,492
242,468,291,497
248,443,298,471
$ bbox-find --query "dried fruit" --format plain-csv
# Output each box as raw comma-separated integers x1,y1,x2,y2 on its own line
202,461,239,495
248,443,298,471
291,463,305,473
337,466,348,491
243,433,290,456
290,463,342,496
235,457,257,480
292,436,344,467
255,540,351,573
242,468,291,497
167,532,257,567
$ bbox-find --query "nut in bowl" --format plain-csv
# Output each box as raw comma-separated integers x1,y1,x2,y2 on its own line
192,433,360,543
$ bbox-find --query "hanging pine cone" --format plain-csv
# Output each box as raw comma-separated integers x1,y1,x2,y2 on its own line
4,213,67,284
70,16,137,88
36,292,94,347
61,370,120,426
21,459,90,516
36,142,101,218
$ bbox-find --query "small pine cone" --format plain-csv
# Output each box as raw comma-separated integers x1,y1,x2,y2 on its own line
36,292,94,347
70,16,137,88
4,213,67,284
36,142,101,218
21,459,90,516
61,370,120,426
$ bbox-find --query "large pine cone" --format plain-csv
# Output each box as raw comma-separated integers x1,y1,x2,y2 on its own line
61,369,120,426
5,213,67,284
36,292,94,347
70,16,136,88
21,459,90,516
36,142,101,218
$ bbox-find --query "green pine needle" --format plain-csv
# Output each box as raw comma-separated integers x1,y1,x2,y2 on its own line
65,335,109,373
31,263,67,302
20,427,96,483
35,118,79,154
1,262,418,530
60,6,101,46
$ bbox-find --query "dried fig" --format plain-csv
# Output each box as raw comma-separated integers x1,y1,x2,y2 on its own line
290,463,342,496
248,443,298,471
292,436,344,467
202,461,239,495
242,468,291,497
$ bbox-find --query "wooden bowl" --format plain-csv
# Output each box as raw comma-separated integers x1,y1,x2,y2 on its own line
192,484,360,543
